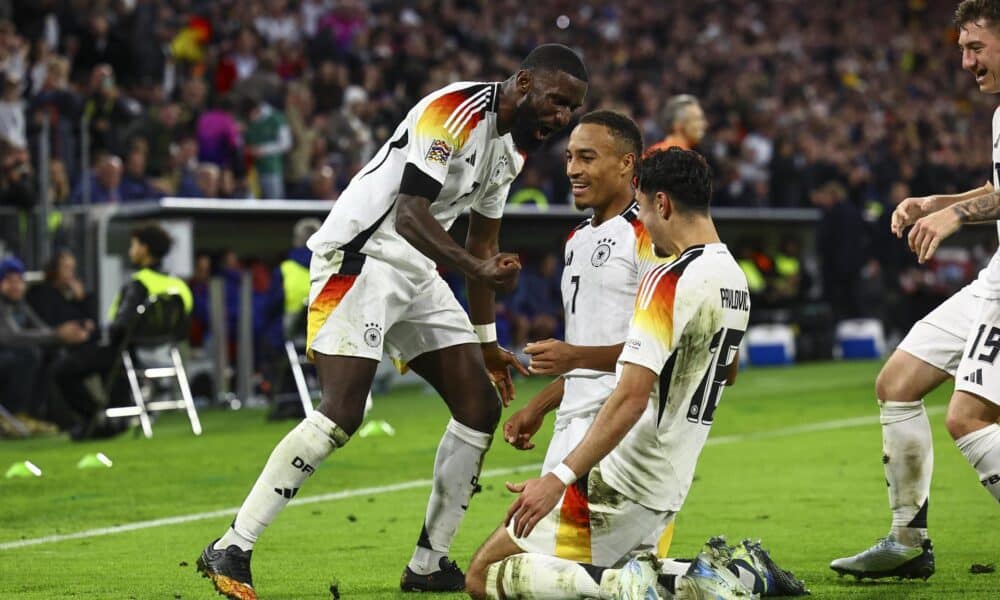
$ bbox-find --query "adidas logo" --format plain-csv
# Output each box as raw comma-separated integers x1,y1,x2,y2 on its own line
274,487,299,499
466,152,477,166
962,368,984,385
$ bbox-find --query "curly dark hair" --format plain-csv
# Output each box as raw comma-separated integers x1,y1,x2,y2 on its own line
131,222,173,262
638,148,713,213
579,110,643,162
954,0,1000,28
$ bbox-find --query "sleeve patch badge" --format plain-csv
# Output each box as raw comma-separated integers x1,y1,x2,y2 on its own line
425,139,452,165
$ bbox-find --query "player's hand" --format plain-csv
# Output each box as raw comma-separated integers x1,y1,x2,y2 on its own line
474,253,521,291
907,207,962,264
482,343,530,407
503,407,544,450
504,474,565,538
524,339,578,375
891,196,935,238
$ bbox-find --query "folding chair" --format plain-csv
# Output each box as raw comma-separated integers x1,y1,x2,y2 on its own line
283,307,315,416
104,295,201,438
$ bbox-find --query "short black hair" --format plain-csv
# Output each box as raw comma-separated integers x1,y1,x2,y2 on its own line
579,110,643,161
955,0,1000,28
520,44,588,82
131,222,173,262
638,148,713,213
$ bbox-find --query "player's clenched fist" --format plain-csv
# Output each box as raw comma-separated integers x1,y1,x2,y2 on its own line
474,252,521,290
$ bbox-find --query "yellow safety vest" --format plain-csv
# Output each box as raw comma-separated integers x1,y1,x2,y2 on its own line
738,259,766,293
774,254,800,277
280,259,310,316
509,187,549,210
108,267,194,319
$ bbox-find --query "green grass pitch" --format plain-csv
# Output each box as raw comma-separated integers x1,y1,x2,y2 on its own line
1,360,998,598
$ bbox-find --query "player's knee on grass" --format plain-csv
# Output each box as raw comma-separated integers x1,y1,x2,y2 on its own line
945,391,1000,440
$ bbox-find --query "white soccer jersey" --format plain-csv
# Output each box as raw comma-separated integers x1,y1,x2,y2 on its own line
602,243,751,512
558,204,672,423
971,106,1000,298
308,82,525,278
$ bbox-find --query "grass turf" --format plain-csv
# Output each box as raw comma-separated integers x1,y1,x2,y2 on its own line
1,360,998,598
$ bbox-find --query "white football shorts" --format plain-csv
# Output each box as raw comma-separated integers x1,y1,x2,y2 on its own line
306,249,478,364
898,284,1000,405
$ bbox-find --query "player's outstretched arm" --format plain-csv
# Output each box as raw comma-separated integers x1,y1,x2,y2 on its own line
524,338,624,374
504,363,654,538
892,181,993,237
908,186,1000,263
465,209,530,406
503,376,565,450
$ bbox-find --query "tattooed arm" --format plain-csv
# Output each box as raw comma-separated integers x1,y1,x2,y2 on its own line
907,188,1000,264
952,188,1000,223
891,181,993,237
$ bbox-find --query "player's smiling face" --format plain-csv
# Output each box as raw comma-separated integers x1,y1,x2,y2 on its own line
509,70,587,152
566,123,634,212
960,19,1000,94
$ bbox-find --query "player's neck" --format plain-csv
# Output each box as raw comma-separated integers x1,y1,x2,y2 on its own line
591,190,634,226
665,217,720,255
495,78,517,135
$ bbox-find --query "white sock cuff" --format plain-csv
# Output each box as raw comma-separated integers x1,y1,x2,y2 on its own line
446,418,493,450
879,400,926,425
955,423,1000,465
305,410,350,447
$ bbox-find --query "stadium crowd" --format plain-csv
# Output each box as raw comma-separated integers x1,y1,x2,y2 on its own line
1,0,997,435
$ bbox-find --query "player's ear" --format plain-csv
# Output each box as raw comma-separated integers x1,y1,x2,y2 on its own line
621,152,636,179
656,191,671,220
515,70,533,94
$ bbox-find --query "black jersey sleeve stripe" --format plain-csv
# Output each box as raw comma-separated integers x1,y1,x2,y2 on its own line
359,130,409,179
399,163,444,200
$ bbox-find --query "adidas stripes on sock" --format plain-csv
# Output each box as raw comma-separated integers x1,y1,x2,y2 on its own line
217,411,349,551
409,418,492,575
880,400,933,547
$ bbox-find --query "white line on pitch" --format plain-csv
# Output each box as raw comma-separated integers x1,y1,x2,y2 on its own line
0,406,944,551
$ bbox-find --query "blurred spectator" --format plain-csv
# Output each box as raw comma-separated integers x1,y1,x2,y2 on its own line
285,82,316,185
646,94,707,154
70,152,123,204
181,163,222,198
71,13,132,85
0,138,34,208
770,236,810,306
260,217,319,354
255,0,300,45
81,64,140,156
299,165,338,201
26,249,97,331
510,252,562,347
0,255,89,423
242,95,291,199
28,55,79,177
126,101,184,177
196,96,242,171
310,59,346,114
120,145,164,202
813,181,871,320
167,133,200,195
188,252,212,347
326,85,374,176
0,72,26,148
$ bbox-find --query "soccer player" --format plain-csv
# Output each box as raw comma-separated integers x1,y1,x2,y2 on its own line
830,0,1000,581
465,147,753,600
503,110,669,472
197,44,588,600
645,94,707,155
